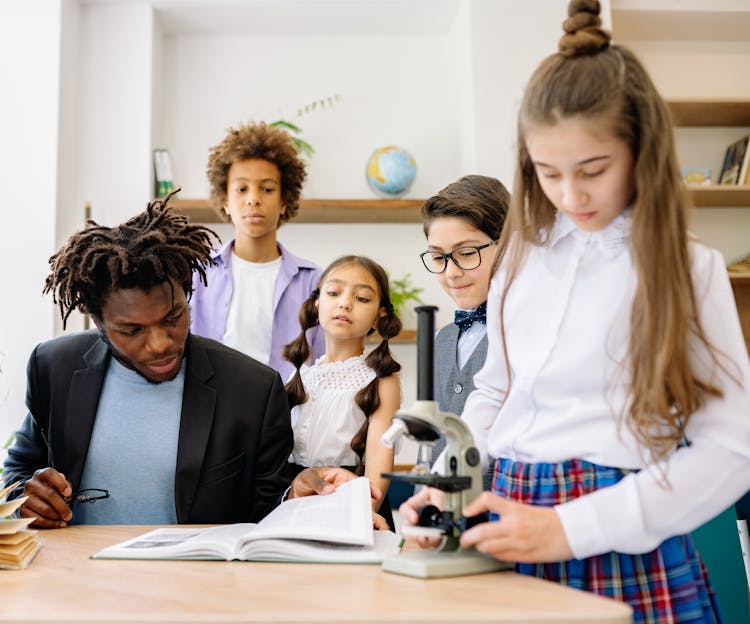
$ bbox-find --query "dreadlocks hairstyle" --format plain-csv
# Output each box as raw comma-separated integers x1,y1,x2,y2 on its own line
206,121,307,224
45,191,219,328
283,256,402,470
492,0,725,464
420,174,510,242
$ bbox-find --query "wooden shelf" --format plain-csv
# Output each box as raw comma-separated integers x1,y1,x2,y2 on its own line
729,264,750,355
689,185,750,207
730,259,750,284
612,6,750,44
665,100,750,207
173,102,750,215
668,100,750,127
172,198,424,224
366,329,416,344
169,187,750,215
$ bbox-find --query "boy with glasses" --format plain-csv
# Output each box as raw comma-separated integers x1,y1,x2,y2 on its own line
419,175,510,490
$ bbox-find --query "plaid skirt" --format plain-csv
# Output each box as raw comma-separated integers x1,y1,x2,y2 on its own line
492,457,721,624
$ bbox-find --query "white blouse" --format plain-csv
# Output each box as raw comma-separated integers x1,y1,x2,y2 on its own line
463,210,750,558
291,354,375,468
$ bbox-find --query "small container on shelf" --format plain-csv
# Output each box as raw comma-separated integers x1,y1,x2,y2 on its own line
681,168,712,186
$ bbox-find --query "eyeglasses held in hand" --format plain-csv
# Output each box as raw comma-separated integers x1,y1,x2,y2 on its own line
64,488,110,505
419,240,498,274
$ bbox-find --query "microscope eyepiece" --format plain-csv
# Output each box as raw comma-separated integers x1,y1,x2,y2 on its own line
381,419,408,449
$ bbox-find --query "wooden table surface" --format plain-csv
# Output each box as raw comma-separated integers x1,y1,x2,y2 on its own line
0,525,632,623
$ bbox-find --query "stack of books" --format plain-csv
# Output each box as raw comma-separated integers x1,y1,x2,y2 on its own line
719,134,750,185
0,480,42,570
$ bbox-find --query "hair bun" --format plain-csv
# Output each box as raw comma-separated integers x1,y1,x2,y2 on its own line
558,0,611,57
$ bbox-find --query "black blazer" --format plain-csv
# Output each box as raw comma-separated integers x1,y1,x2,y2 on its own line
3,331,293,524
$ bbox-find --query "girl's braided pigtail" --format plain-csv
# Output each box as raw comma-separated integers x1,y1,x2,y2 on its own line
350,304,402,467
283,290,321,409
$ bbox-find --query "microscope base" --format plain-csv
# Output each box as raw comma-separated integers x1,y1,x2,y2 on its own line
382,548,512,578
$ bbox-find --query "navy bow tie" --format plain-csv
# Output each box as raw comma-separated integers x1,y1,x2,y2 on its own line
454,303,487,333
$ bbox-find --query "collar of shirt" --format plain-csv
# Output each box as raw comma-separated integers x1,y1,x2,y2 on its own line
547,208,632,260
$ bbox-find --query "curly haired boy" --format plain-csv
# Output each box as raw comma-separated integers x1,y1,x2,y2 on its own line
190,122,324,380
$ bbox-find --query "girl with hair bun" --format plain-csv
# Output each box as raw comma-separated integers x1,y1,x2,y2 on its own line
400,1,750,620
283,256,402,530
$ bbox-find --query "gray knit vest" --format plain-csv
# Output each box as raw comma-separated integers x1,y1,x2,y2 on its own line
433,323,487,416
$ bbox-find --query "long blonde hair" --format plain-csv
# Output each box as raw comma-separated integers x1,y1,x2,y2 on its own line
494,0,724,462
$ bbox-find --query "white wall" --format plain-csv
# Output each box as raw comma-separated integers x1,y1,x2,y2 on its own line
76,3,155,228
2,0,749,464
160,33,464,200
0,0,62,451
151,1,571,462
467,0,560,184
624,39,750,264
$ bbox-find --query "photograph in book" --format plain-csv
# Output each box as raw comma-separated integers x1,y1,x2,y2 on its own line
92,477,402,564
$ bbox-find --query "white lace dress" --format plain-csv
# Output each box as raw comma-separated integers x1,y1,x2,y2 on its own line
290,354,375,468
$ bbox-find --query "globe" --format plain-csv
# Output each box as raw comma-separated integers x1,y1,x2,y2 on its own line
365,145,417,197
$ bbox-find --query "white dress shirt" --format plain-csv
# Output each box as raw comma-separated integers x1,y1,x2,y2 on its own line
463,210,750,558
457,320,488,370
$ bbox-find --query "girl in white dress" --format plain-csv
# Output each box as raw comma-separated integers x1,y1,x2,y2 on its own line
400,1,750,621
283,256,402,529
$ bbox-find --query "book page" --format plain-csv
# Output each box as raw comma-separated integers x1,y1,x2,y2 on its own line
0,480,22,499
92,525,255,560
244,530,402,564
239,477,372,551
0,495,27,517
92,477,387,562
0,517,34,535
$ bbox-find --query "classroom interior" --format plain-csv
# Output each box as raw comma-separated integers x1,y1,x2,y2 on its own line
1,0,749,621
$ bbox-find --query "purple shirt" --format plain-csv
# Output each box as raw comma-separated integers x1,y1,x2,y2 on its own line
190,240,325,381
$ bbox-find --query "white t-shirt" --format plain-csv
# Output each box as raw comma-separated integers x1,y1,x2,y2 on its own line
222,253,282,364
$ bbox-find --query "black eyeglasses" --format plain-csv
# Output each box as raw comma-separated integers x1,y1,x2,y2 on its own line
64,488,110,506
419,240,498,274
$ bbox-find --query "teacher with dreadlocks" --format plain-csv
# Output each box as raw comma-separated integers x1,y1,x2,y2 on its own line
3,194,371,528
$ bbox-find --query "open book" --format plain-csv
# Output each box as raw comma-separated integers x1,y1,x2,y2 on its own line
0,480,42,570
93,477,401,564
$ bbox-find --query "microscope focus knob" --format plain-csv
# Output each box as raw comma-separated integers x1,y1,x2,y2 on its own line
417,504,443,528
465,446,480,467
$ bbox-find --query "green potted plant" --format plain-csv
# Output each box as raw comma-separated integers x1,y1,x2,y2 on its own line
388,272,424,321
269,94,343,158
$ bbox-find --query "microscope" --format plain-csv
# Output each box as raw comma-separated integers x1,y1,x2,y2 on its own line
380,305,511,578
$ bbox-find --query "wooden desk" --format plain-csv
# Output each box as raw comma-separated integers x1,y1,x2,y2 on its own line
0,526,632,623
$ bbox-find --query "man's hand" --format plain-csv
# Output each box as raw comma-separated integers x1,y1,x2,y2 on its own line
459,492,573,563
19,468,73,529
289,467,382,505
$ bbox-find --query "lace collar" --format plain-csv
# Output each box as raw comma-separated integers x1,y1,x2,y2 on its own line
313,353,367,369
547,208,631,260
